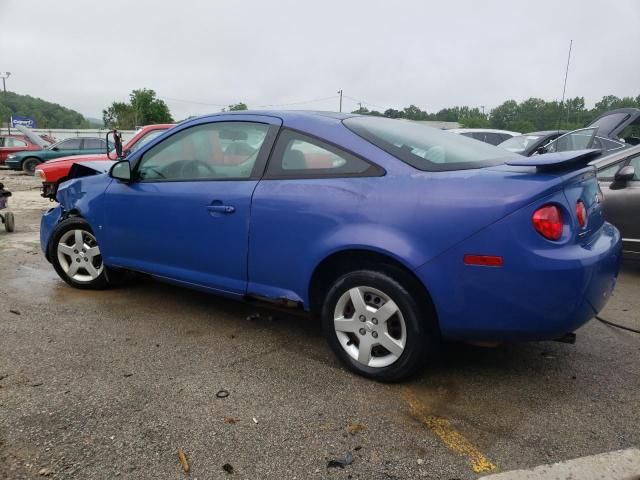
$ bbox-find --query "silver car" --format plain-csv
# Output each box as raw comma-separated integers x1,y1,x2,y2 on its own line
592,145,640,260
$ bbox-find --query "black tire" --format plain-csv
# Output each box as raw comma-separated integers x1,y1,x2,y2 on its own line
48,217,110,290
321,269,439,382
22,157,40,175
4,212,14,232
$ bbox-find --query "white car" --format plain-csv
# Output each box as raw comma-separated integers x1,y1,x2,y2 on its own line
449,128,521,146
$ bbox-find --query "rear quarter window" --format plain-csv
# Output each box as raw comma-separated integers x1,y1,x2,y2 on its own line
343,117,512,171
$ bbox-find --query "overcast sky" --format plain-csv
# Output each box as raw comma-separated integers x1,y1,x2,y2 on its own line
1,0,639,120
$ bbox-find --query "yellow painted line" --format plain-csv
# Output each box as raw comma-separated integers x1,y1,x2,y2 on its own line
402,388,497,473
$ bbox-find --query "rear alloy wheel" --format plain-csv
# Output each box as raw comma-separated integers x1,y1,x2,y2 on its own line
22,157,40,175
322,270,438,382
49,217,109,289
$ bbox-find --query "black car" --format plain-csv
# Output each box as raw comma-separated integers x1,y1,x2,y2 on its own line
498,130,567,156
544,108,640,158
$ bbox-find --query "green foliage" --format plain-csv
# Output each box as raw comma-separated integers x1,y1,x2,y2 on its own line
226,102,248,111
103,89,173,129
0,91,89,128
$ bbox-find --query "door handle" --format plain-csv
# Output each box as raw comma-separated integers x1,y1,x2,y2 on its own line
207,204,235,214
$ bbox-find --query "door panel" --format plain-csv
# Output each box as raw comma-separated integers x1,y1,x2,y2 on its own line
101,118,280,295
103,180,257,294
600,178,640,254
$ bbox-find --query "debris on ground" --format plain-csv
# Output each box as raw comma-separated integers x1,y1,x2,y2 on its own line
177,448,190,473
9,309,20,315
346,423,367,435
252,417,259,424
224,417,239,424
216,389,229,398
123,373,133,378
222,463,234,474
38,468,51,476
246,313,273,323
327,452,353,468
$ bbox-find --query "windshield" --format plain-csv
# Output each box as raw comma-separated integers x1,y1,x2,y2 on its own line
343,116,513,171
498,135,541,153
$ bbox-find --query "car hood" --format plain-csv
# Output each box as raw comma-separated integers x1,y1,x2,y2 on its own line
44,153,109,165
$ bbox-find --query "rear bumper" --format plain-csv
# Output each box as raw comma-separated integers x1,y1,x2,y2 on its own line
416,221,622,342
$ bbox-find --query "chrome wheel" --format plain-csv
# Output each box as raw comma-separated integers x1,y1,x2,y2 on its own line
56,229,103,282
333,286,406,368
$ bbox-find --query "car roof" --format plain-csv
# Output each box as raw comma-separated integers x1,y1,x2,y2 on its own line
523,130,568,136
449,128,521,135
590,143,640,168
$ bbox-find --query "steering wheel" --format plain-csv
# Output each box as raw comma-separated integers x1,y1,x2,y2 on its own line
178,159,217,178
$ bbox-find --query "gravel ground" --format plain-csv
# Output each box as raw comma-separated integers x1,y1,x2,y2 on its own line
0,170,638,480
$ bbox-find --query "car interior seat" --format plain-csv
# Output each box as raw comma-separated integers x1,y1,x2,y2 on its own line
282,149,307,170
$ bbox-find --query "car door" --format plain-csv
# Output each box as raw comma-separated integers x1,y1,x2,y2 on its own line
0,137,30,163
101,116,280,295
597,151,640,257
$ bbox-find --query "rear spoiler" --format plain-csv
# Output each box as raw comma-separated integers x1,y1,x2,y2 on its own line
505,149,601,172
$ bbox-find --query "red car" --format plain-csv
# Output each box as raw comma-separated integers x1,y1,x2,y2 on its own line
35,124,173,199
0,134,51,165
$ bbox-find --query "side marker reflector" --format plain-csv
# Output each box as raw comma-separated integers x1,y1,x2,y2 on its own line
464,255,504,267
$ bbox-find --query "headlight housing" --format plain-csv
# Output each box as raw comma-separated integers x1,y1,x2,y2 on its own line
34,169,45,180
7,154,16,159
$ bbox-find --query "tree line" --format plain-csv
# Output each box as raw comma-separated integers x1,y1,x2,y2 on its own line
0,91,89,129
350,94,640,132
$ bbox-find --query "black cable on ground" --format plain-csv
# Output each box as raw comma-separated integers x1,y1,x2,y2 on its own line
595,315,640,335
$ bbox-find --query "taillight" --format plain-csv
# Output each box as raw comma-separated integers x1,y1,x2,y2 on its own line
575,200,587,228
532,204,563,240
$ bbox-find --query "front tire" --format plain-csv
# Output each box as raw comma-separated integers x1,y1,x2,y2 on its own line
4,212,14,232
48,217,109,289
22,157,40,175
321,270,438,382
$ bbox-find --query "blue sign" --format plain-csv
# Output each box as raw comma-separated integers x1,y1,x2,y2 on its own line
11,115,37,129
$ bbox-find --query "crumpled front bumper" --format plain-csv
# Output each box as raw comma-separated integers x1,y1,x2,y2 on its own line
40,205,63,262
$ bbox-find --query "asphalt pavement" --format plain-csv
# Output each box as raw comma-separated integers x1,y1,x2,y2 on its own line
0,170,638,479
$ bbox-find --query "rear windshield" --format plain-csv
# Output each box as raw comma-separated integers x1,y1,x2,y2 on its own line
343,116,513,171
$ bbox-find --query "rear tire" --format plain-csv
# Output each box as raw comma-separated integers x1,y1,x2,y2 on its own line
321,269,438,382
48,217,109,290
22,157,40,175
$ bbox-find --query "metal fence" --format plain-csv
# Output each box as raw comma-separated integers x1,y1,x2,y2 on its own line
0,128,137,143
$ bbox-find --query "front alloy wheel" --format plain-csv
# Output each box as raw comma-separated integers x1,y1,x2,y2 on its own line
57,229,104,282
49,217,110,289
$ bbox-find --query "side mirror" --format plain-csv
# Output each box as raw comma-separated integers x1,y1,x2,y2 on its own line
109,160,131,182
52,146,59,151
614,165,635,182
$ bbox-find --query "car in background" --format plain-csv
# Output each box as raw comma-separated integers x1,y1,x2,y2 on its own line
591,144,640,260
498,131,567,156
40,111,620,381
6,137,111,174
543,108,640,158
0,134,53,165
35,124,173,199
449,128,521,145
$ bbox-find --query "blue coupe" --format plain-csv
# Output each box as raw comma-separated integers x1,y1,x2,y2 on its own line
40,111,621,381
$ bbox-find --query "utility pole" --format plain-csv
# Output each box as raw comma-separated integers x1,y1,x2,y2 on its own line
337,89,343,112
1,72,11,135
480,105,485,116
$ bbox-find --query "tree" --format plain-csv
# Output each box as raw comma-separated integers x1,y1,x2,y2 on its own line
226,102,248,111
0,90,89,128
489,100,519,129
103,88,173,129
